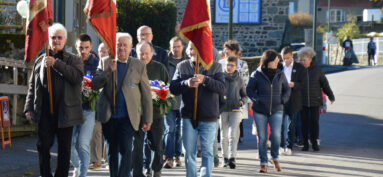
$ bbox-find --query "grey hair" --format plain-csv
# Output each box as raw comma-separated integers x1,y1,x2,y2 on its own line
49,23,67,39
136,41,155,54
116,32,133,44
98,43,105,52
298,47,316,59
137,25,152,34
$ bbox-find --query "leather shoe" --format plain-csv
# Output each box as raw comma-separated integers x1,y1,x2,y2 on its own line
270,160,282,171
259,165,268,173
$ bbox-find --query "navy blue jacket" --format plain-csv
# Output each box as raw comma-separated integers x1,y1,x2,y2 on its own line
170,60,225,122
246,68,290,116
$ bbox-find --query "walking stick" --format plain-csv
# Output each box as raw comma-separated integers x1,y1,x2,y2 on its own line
45,44,54,114
192,57,199,129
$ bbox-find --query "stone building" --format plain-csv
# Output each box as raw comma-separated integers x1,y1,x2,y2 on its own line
174,0,289,56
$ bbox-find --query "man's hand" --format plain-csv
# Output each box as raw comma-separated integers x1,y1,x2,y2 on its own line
330,100,335,104
45,56,56,67
194,74,205,84
289,82,295,88
142,122,152,132
25,111,34,121
107,59,117,75
187,74,206,88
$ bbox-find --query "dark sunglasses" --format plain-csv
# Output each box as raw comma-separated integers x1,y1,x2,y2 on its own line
50,36,63,40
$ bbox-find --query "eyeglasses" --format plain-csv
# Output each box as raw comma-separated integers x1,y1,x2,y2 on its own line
50,36,63,40
139,33,152,37
226,64,236,67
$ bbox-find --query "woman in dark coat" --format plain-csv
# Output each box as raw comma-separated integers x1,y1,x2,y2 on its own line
298,47,335,152
246,50,290,173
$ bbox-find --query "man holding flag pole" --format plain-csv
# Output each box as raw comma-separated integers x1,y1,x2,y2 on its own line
23,0,85,176
169,0,225,176
86,1,153,177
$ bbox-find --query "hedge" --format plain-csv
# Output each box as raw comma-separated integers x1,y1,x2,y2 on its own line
0,33,25,55
117,0,177,49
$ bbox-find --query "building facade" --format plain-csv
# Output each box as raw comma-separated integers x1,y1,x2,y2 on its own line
175,0,289,56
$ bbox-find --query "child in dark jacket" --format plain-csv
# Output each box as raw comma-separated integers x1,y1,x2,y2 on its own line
220,56,248,169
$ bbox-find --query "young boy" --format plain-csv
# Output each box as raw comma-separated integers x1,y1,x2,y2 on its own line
220,56,248,169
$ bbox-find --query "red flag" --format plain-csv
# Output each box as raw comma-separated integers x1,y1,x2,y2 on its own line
24,0,52,63
84,0,116,58
180,0,213,70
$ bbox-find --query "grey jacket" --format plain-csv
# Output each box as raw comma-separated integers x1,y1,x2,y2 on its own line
221,71,248,112
92,56,153,131
24,50,84,128
168,52,187,110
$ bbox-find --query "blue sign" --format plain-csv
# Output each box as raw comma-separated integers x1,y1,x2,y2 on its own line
215,0,262,24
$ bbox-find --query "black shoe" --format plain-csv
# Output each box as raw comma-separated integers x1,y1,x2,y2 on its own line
228,158,236,169
197,150,202,158
214,155,219,168
145,169,152,177
222,158,229,167
312,144,320,151
302,146,309,151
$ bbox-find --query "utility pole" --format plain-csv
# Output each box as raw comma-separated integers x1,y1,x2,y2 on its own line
228,0,233,40
312,0,318,50
327,0,331,64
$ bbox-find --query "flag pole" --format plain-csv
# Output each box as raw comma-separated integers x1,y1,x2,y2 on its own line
192,56,199,128
45,44,54,114
112,65,116,114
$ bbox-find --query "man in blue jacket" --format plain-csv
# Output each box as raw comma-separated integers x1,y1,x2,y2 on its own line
170,42,225,177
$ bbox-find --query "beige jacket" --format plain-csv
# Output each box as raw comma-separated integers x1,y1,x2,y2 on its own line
92,56,153,131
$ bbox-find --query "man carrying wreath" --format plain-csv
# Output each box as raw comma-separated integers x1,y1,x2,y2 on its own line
132,41,170,177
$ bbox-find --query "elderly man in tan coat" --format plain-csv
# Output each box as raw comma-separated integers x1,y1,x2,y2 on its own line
92,32,153,177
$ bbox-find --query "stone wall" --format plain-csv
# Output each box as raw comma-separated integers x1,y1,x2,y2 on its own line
174,0,289,57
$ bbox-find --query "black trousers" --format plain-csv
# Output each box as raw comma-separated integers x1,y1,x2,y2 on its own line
300,106,319,147
37,111,73,177
132,119,164,176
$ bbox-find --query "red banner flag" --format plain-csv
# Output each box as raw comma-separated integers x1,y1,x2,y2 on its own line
24,0,52,63
84,0,116,58
179,0,213,70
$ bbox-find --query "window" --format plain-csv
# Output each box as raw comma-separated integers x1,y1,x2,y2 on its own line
289,2,295,15
327,9,346,23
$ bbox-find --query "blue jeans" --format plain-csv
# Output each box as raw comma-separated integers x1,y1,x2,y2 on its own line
102,117,134,177
281,114,290,149
71,110,95,177
254,111,283,166
164,110,182,158
182,118,217,177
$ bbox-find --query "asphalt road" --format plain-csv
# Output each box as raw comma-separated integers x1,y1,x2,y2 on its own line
1,66,383,177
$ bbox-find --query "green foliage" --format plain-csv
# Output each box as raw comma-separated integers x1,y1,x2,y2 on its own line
288,12,313,27
0,33,25,54
336,18,360,40
117,0,177,49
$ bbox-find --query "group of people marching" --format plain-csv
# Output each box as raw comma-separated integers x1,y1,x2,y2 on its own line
24,22,335,177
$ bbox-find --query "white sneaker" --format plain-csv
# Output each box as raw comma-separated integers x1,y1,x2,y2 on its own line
279,147,284,155
284,148,292,156
72,168,78,177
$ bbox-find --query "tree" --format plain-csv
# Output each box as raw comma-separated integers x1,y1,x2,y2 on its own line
336,16,360,40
